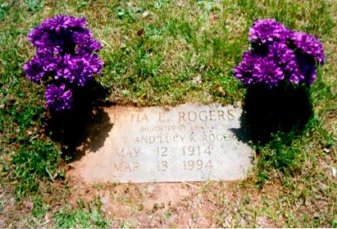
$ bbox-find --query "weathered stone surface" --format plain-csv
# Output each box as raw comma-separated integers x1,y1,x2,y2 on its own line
70,104,254,183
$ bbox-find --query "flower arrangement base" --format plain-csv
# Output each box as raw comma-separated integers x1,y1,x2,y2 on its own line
241,83,313,144
45,80,111,158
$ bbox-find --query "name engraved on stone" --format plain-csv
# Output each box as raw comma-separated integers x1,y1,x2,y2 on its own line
71,104,253,183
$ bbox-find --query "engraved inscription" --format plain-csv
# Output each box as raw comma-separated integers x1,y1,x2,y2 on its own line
183,160,213,171
72,104,253,183
182,145,212,156
117,147,140,158
157,146,168,157
112,160,139,173
177,109,235,122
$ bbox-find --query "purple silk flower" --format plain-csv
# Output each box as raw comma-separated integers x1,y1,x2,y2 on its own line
24,15,103,111
234,19,325,87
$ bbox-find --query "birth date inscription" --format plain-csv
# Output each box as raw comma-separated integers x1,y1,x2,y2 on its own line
71,104,253,183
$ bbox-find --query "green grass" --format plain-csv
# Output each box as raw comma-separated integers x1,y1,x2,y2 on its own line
0,0,336,227
55,199,110,228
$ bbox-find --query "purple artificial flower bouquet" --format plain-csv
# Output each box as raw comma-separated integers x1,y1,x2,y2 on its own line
24,15,104,111
233,19,325,88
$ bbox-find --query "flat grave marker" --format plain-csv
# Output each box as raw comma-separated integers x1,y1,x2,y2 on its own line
70,104,254,183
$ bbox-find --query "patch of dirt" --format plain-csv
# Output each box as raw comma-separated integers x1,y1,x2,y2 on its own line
67,174,240,227
68,173,283,227
256,216,277,228
66,159,288,227
0,188,15,227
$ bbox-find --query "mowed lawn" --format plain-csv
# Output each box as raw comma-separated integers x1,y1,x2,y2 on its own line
0,0,336,227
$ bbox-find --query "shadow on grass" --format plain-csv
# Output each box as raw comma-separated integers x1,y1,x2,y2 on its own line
45,80,113,162
234,83,314,145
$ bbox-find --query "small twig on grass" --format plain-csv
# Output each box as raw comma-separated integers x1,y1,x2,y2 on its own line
45,167,54,182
